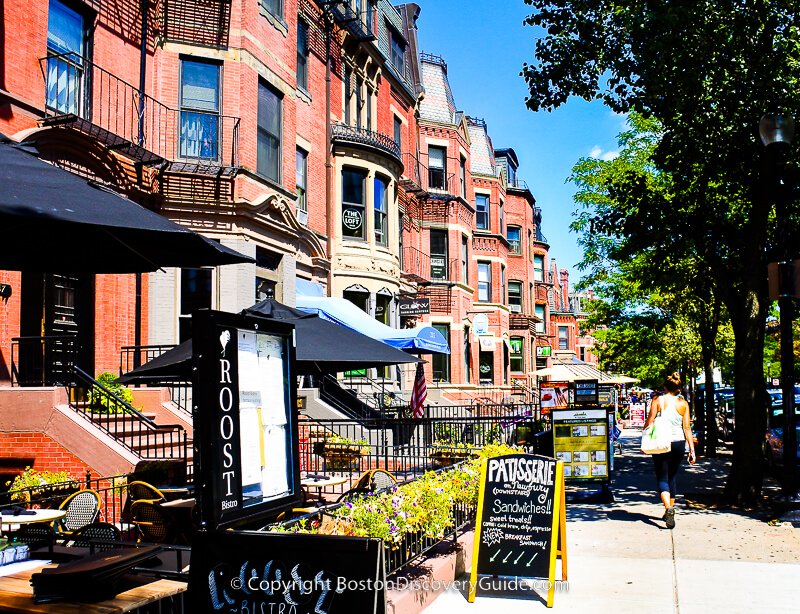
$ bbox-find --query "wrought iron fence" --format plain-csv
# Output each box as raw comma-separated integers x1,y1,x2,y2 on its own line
331,123,401,161
67,367,188,465
119,344,178,376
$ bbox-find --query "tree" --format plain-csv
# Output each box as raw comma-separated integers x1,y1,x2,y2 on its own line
523,0,800,502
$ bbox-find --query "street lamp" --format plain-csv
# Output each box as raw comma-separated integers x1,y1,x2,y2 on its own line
760,113,798,501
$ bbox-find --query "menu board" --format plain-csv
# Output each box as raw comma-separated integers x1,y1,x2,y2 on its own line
552,407,610,483
190,531,385,614
469,454,567,608
540,381,571,413
193,310,301,530
629,403,646,428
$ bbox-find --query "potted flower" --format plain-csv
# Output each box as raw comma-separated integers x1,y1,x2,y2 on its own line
7,467,79,508
314,434,369,470
429,424,478,468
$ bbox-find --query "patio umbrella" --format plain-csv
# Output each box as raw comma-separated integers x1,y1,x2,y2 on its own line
606,375,640,385
117,299,422,381
0,138,253,272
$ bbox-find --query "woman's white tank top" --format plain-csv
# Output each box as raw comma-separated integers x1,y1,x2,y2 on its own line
659,395,685,442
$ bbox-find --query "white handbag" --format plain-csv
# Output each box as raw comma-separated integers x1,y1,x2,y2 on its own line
640,404,671,454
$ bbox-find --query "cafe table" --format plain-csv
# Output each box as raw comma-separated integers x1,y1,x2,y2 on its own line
0,559,187,613
0,510,66,534
300,475,348,504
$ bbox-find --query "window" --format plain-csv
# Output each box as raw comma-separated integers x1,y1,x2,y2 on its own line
510,337,524,372
479,351,494,385
508,163,517,186
262,0,282,19
432,324,451,382
389,27,406,75
179,268,212,342
344,64,352,125
257,81,282,181
374,175,388,246
459,157,466,198
536,358,548,370
296,20,309,91
394,116,402,151
528,230,533,261
399,211,404,268
499,201,504,235
296,148,308,224
46,0,85,114
344,289,369,312
375,293,391,325
508,281,522,312
355,77,363,129
535,304,545,333
508,226,521,255
579,346,587,362
464,326,471,384
430,230,448,280
342,169,367,239
461,235,469,283
476,194,489,230
256,278,276,301
180,59,220,160
558,326,569,350
534,255,544,282
366,87,372,130
500,265,506,305
478,262,491,302
428,146,446,190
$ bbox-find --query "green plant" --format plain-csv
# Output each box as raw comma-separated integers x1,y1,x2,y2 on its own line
90,372,134,413
324,434,368,448
6,467,78,503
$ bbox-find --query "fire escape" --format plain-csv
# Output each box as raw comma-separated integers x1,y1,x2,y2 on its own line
37,0,238,208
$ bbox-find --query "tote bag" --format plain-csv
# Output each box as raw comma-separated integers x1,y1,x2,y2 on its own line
640,405,671,454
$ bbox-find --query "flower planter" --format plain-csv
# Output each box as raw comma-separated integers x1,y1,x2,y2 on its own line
315,442,368,471
429,446,478,469
22,483,80,508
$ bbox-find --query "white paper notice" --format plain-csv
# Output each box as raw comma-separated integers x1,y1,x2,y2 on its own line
261,424,290,497
239,403,263,500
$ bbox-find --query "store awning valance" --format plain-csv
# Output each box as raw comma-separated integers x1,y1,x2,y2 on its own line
296,295,450,354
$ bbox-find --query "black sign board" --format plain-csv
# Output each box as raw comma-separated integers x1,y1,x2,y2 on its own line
189,531,385,614
469,454,567,607
573,379,599,405
193,309,301,530
398,297,430,316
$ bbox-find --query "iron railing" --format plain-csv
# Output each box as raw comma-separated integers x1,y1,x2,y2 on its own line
506,177,530,191
419,151,460,197
420,52,448,72
319,374,383,421
67,367,189,465
401,244,431,283
119,344,178,376
326,0,376,41
400,151,427,193
331,123,402,163
40,51,240,171
11,335,77,386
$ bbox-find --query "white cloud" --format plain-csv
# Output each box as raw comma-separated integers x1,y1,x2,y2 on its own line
602,150,619,161
588,146,619,161
589,146,603,158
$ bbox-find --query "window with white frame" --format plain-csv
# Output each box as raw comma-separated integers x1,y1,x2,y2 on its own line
535,304,545,333
296,148,308,224
374,175,388,246
46,0,85,115
257,81,282,182
534,254,544,282
510,337,524,372
342,168,367,239
508,226,521,255
428,146,446,190
558,326,569,350
478,262,491,302
180,59,221,161
476,194,489,230
508,281,522,312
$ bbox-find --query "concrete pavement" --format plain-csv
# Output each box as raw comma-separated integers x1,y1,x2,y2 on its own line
422,429,800,612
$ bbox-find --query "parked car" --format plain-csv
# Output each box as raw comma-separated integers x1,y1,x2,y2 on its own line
763,393,800,472
714,387,735,441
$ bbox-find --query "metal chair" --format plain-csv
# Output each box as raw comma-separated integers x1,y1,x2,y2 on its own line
130,500,183,544
69,521,121,551
55,489,101,535
127,481,166,503
9,523,56,550
336,469,397,502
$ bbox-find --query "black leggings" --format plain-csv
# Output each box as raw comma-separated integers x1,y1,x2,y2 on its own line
652,440,686,498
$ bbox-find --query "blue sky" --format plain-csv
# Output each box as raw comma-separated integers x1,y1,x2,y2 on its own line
416,1,625,283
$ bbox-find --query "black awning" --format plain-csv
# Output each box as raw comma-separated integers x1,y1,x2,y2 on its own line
0,138,253,273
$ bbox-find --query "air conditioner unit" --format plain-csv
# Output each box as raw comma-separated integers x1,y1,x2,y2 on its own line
510,304,522,313
297,210,309,225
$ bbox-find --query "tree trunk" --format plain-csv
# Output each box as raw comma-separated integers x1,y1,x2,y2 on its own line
723,284,767,505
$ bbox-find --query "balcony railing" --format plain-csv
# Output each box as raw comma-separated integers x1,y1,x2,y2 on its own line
39,52,240,174
400,152,427,193
419,152,461,198
401,245,431,283
326,0,376,42
331,123,402,164
506,177,530,191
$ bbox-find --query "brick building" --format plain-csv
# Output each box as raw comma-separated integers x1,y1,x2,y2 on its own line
0,0,594,475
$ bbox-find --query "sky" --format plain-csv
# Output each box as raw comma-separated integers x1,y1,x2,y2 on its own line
415,1,625,283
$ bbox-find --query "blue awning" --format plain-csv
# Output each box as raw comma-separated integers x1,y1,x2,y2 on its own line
296,295,450,354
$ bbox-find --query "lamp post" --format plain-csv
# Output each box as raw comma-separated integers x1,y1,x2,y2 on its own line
760,113,798,501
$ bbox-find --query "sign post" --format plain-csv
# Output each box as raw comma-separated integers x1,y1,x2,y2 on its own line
468,454,567,607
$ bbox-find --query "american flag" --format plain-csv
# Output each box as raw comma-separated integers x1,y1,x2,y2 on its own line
411,363,427,419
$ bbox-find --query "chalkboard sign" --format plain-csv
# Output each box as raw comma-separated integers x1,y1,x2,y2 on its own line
189,531,385,613
469,454,567,607
193,309,301,531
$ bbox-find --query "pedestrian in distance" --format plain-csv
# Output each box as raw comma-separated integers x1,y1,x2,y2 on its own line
643,372,696,529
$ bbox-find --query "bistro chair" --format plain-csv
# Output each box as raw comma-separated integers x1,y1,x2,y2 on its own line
69,522,122,552
54,489,101,535
9,523,56,550
127,481,166,504
130,500,183,544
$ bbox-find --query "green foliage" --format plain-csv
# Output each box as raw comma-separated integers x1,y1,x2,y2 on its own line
7,467,78,502
91,372,134,413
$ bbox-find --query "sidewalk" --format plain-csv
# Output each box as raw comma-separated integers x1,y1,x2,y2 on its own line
422,429,800,613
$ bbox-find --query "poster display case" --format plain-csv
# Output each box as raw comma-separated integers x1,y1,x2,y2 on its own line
192,309,301,530
552,407,611,484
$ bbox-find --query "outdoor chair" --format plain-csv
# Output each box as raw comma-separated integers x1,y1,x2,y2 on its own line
9,523,56,550
69,522,122,551
130,500,184,544
127,481,166,503
54,489,101,535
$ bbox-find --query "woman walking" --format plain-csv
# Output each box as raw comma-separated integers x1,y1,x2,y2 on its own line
644,372,696,528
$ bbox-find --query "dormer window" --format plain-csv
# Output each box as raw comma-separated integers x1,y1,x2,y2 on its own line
389,26,406,75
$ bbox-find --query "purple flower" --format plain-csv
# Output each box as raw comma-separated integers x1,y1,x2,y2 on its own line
346,502,353,509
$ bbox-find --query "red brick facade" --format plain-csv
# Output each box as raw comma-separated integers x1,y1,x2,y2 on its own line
0,432,98,481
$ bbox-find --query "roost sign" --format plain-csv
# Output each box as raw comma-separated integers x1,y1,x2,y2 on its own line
468,454,567,607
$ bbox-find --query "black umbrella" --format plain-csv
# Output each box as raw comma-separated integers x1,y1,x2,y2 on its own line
0,138,253,272
117,299,422,381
